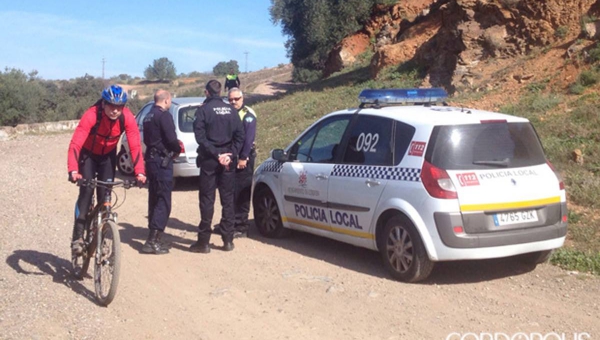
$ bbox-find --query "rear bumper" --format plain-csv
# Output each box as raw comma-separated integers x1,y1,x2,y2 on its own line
173,161,199,178
434,202,568,248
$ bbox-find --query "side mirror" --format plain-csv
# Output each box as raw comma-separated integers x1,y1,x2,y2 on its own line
271,149,288,162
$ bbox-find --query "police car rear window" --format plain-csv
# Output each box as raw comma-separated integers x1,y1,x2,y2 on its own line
426,122,546,170
178,106,199,132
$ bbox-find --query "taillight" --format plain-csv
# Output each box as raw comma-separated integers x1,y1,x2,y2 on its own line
178,140,185,154
421,161,457,199
546,160,565,190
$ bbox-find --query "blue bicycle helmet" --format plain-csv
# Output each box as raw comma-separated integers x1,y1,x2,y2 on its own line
102,85,128,105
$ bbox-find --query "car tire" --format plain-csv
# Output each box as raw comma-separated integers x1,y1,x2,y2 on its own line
117,149,134,176
518,250,553,266
253,187,288,238
379,215,434,283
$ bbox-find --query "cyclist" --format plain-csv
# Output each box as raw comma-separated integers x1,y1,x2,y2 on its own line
67,84,146,254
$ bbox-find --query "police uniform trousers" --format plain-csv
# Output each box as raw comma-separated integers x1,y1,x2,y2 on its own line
198,157,235,244
146,156,174,232
234,151,256,232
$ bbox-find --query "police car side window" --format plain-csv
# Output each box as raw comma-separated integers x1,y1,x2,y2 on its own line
394,121,417,164
289,116,350,163
342,116,393,166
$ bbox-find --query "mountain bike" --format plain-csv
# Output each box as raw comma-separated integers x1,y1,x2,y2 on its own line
71,178,137,306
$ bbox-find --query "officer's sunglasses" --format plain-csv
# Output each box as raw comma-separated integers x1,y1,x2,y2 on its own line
229,96,242,102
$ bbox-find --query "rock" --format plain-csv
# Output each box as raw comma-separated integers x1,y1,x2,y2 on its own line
0,129,10,141
572,149,584,165
583,21,600,39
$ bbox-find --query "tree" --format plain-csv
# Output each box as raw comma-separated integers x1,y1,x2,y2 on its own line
270,0,395,81
144,57,177,81
212,60,240,76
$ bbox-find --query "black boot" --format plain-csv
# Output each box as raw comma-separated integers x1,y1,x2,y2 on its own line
142,230,169,255
189,238,210,253
155,231,172,250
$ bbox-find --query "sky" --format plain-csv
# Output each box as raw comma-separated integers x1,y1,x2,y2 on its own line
0,0,289,80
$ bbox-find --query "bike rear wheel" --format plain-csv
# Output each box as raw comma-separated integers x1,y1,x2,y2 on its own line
94,220,121,306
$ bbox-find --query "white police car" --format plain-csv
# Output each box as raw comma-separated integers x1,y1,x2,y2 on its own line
117,97,203,179
252,88,567,283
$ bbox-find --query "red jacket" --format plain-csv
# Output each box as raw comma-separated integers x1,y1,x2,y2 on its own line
67,104,145,176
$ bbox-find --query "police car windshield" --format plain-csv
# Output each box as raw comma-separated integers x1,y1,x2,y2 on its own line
427,122,546,170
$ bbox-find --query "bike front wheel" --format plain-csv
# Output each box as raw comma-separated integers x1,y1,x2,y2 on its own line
94,220,121,306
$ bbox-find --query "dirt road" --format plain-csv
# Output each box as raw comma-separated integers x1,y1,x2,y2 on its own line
1,133,599,340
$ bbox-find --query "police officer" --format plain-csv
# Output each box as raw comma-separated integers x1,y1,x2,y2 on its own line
224,69,240,92
191,80,244,253
214,88,256,238
142,89,181,255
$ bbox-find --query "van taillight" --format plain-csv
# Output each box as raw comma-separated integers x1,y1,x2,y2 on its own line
421,161,457,199
546,160,565,190
178,140,185,154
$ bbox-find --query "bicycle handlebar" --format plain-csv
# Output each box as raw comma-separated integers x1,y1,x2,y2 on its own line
76,178,141,189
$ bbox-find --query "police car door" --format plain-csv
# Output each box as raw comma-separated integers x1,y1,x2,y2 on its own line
281,115,351,236
327,115,395,247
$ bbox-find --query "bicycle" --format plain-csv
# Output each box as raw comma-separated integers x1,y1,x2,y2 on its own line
71,178,137,306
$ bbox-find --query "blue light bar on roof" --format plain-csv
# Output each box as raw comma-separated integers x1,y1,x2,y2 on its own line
358,88,448,104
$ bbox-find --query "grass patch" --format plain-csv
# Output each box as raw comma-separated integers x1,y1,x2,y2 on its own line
551,248,600,275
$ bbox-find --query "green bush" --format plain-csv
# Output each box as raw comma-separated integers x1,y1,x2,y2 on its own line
569,83,586,95
551,248,600,275
588,45,600,63
554,26,569,39
292,67,322,83
578,70,600,87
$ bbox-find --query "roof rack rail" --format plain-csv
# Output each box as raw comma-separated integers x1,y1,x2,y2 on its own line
358,88,448,108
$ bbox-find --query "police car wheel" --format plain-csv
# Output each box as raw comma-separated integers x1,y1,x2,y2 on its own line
379,215,434,283
517,250,553,266
253,187,288,238
117,149,134,176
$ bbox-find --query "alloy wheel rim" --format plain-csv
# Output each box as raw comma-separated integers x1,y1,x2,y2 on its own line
385,226,414,273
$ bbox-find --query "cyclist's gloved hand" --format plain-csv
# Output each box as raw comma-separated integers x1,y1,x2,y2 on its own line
69,171,82,183
136,173,147,186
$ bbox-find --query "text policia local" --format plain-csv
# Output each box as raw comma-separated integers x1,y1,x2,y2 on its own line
294,204,364,229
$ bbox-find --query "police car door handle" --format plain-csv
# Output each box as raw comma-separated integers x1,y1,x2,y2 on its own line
366,178,380,187
316,174,328,180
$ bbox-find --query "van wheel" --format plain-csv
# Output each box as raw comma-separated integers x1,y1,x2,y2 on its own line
117,149,134,176
253,187,288,238
380,215,434,283
518,250,553,266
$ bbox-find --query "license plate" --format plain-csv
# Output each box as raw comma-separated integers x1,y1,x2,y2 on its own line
493,210,538,226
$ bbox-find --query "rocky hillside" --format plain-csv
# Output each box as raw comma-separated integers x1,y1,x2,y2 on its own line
325,0,600,107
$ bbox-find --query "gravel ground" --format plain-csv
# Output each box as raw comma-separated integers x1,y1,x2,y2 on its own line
1,133,599,340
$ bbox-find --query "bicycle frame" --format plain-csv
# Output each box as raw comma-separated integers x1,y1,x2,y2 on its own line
72,178,136,306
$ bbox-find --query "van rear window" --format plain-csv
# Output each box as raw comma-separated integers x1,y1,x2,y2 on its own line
426,122,546,170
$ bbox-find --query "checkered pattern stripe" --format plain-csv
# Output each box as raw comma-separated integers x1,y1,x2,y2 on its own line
331,165,421,182
258,160,284,173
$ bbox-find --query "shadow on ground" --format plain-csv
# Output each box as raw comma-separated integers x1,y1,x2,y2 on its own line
247,222,538,285
5,250,97,303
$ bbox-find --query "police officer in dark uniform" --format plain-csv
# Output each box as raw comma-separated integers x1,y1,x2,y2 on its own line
141,89,181,255
190,80,244,253
214,87,257,238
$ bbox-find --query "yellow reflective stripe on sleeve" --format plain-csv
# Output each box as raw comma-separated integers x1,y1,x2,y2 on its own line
460,196,561,212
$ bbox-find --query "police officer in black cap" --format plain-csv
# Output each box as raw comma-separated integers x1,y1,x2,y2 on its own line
190,80,244,253
141,89,181,255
